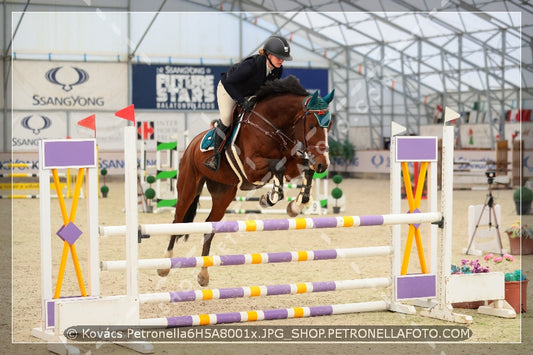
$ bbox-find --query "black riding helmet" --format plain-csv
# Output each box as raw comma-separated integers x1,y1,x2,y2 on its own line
263,35,293,61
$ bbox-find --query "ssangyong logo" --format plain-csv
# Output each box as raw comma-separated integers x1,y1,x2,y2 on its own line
21,115,52,134
32,66,104,107
45,66,89,91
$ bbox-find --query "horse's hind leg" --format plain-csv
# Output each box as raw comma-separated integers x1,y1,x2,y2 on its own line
157,165,204,277
197,182,237,287
197,232,214,286
157,194,200,277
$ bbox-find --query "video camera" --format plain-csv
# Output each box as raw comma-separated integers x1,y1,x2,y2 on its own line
486,170,496,184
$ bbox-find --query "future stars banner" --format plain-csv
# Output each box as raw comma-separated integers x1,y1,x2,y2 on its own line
131,63,328,111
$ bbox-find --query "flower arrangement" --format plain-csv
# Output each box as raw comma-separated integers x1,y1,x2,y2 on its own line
451,253,514,274
505,220,533,239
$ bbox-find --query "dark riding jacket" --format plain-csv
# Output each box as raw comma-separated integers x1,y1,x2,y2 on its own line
221,54,283,105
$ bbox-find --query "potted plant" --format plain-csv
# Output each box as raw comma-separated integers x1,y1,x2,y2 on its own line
100,168,109,198
504,269,528,313
450,254,514,309
513,186,533,215
331,174,343,214
100,185,109,198
504,220,533,255
144,175,157,213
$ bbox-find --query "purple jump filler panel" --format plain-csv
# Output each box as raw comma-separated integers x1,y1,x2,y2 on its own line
42,139,96,169
396,137,437,162
395,274,437,300
56,222,83,245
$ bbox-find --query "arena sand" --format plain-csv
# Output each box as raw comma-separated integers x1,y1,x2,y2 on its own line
5,176,533,354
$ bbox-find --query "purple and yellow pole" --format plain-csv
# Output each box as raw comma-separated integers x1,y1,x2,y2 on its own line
400,161,428,275
52,168,87,299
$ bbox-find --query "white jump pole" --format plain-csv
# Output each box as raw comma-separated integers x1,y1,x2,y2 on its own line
137,212,442,237
101,246,394,272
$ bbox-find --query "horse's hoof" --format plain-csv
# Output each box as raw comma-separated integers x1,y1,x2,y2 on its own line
287,201,300,217
197,271,209,287
157,268,170,277
259,195,270,208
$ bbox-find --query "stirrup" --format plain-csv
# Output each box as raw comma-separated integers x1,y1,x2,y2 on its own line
203,154,220,172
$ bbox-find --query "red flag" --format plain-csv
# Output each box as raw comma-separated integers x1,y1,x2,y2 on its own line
115,104,135,123
77,114,96,138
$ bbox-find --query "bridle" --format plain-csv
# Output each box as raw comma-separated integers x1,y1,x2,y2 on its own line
240,95,330,157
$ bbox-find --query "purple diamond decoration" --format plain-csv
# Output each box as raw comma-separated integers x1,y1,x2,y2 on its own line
56,222,82,245
408,208,421,229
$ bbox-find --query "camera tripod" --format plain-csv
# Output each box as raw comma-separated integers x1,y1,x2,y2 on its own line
464,177,504,255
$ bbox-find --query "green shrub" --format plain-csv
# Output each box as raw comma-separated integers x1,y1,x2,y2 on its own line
145,188,156,200
146,175,156,184
331,187,343,199
514,187,533,202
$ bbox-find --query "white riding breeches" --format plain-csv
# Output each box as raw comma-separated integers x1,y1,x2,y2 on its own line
217,81,236,127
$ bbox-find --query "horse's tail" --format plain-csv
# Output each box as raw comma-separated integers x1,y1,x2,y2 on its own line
181,194,200,241
166,194,200,252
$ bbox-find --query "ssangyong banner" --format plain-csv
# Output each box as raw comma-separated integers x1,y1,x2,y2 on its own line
132,63,329,110
132,64,225,110
13,61,127,110
12,111,67,152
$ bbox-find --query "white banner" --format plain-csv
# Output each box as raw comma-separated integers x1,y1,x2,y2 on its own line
13,61,127,110
68,111,129,151
134,111,214,151
460,124,499,149
12,111,67,152
10,110,216,152
3,149,532,178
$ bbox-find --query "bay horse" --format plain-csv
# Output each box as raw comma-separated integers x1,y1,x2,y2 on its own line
158,76,334,286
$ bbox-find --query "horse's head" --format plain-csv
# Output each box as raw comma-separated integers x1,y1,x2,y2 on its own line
297,89,335,173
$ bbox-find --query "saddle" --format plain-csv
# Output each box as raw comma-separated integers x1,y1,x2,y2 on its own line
200,105,243,152
200,105,262,190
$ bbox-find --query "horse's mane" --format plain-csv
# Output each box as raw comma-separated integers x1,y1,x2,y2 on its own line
255,75,309,102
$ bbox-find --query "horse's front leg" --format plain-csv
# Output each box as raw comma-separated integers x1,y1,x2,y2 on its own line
287,167,314,217
197,232,214,287
259,160,285,208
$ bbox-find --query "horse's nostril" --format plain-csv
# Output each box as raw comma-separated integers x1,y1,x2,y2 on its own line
316,164,325,173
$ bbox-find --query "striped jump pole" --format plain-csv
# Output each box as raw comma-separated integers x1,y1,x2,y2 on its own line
1,171,71,199
0,194,39,199
99,213,441,238
0,173,39,178
101,246,392,271
197,208,288,215
139,278,391,304
140,301,389,328
8,163,33,168
138,212,442,237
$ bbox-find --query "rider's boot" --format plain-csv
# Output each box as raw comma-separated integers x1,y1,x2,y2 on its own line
203,120,229,172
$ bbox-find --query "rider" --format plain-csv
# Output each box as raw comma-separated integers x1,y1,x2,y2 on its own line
203,35,293,171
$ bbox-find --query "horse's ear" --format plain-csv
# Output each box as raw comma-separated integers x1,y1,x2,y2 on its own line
323,89,335,104
307,91,319,108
